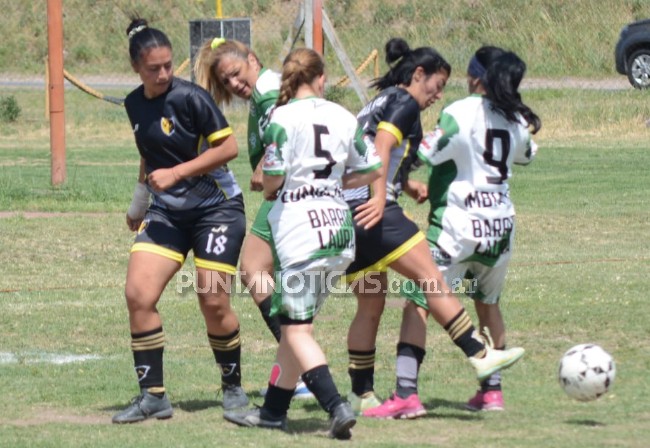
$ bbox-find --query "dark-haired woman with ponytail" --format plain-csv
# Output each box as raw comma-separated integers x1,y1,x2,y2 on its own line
344,38,526,417
366,46,539,418
223,48,380,439
113,18,249,423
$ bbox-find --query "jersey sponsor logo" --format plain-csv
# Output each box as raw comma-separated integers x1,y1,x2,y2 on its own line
357,94,387,120
471,216,514,259
160,116,175,136
135,365,151,382
430,246,452,266
211,225,229,234
263,143,277,168
471,216,514,239
219,362,237,377
464,190,510,209
280,185,343,203
137,219,149,235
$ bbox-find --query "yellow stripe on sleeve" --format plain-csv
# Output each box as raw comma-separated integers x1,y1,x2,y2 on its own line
377,121,403,146
207,127,234,145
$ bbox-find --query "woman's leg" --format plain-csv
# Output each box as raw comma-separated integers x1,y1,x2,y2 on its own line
196,268,248,410
465,301,507,411
346,273,387,407
240,233,281,341
363,302,428,419
113,251,179,423
389,240,524,380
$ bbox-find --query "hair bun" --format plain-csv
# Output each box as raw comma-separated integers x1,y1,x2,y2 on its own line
127,18,149,39
385,37,410,65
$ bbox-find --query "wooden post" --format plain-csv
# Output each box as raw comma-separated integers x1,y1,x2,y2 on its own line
215,0,223,18
44,58,49,120
312,0,323,55
304,0,313,49
322,9,368,104
47,0,66,185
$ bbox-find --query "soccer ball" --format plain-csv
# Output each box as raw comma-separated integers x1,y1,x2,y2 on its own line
558,344,616,401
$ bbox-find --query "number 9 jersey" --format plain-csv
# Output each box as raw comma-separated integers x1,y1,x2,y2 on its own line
417,93,538,267
262,97,381,269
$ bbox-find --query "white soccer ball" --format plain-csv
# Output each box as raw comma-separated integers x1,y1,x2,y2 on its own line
558,344,616,402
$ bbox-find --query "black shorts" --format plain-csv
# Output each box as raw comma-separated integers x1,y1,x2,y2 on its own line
132,195,246,274
345,200,424,280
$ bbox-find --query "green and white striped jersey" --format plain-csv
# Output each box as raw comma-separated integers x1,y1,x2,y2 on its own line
418,94,537,266
247,68,281,171
263,97,381,269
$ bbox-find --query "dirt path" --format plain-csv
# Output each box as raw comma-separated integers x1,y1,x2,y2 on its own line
0,211,118,219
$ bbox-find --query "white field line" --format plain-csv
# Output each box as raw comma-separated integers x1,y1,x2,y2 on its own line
0,351,105,365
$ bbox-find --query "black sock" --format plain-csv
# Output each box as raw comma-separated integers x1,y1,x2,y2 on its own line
348,348,375,396
258,295,282,342
262,384,294,420
208,328,242,386
131,327,165,394
395,342,426,399
302,365,343,415
444,309,485,358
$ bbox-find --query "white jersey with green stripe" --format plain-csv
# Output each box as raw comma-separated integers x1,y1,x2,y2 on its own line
263,97,381,269
417,94,537,267
247,68,281,171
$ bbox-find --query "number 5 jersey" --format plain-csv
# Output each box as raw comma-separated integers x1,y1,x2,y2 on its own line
262,97,381,269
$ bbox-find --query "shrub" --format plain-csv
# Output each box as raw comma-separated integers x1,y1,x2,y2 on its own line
0,95,21,122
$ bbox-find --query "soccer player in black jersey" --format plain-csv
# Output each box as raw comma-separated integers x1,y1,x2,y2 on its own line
343,38,525,416
112,18,249,424
194,38,315,400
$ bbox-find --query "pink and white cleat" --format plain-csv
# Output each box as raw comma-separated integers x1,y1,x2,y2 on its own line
465,390,504,411
362,393,426,419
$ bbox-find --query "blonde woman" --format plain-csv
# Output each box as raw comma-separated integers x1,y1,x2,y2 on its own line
195,39,314,399
224,48,381,440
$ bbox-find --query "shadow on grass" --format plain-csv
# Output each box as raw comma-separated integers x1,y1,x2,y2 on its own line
101,399,218,414
174,399,220,413
419,398,483,421
565,419,606,427
285,416,335,436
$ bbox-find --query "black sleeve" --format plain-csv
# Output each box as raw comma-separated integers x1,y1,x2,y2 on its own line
188,86,231,140
381,93,421,139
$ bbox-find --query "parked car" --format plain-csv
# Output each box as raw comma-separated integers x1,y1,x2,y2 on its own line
615,18,650,89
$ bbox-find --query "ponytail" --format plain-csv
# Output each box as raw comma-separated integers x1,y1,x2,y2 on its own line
276,48,324,107
371,37,450,91
482,50,542,134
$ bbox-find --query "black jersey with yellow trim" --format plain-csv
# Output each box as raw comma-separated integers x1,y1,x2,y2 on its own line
125,77,241,211
343,86,423,203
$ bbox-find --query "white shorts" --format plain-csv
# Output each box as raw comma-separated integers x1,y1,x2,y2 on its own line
273,256,352,321
438,261,508,305
401,245,510,307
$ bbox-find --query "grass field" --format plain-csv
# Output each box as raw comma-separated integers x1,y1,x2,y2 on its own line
1,84,649,447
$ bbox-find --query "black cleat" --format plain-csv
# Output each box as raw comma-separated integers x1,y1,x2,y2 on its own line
112,389,173,424
221,384,250,410
329,402,356,440
223,407,288,431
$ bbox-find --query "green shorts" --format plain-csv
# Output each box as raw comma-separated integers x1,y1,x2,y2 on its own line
250,199,274,243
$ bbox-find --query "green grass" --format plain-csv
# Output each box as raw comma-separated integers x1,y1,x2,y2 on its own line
1,84,650,446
